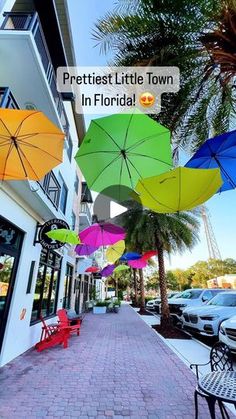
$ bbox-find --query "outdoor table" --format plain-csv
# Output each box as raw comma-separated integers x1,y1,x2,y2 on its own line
198,371,236,419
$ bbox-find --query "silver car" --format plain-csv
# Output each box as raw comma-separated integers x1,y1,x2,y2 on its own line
182,291,236,337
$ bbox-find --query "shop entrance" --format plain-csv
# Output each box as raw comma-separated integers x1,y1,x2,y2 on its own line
0,216,24,352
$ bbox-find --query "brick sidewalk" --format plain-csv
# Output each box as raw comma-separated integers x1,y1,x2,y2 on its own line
0,305,234,419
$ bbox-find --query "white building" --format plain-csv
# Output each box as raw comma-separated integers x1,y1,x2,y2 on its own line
0,0,96,366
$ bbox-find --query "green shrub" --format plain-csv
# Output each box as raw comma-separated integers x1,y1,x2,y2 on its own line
95,301,109,307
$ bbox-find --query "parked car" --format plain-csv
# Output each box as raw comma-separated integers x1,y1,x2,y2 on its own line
168,288,226,322
146,297,159,311
182,291,236,336
219,314,236,353
154,291,182,313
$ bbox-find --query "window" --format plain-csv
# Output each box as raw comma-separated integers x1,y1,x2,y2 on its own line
208,293,236,307
63,264,73,309
65,135,73,161
38,171,61,209
58,174,68,214
180,290,202,299
26,261,36,294
74,174,79,195
31,249,61,323
202,290,213,302
71,211,76,230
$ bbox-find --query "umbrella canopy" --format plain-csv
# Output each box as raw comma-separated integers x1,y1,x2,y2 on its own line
85,266,100,273
46,229,80,245
0,109,65,180
75,109,172,198
75,243,99,256
142,251,157,260
79,223,125,247
106,240,125,263
133,167,222,213
120,252,141,261
128,259,147,269
114,265,130,273
100,264,115,277
185,130,236,192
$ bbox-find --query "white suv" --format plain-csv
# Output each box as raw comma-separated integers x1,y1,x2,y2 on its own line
219,314,236,353
182,291,236,337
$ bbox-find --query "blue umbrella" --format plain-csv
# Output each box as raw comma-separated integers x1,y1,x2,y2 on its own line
120,252,141,261
185,130,236,192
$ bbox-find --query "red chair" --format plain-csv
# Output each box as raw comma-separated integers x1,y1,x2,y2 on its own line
35,315,70,352
57,309,81,336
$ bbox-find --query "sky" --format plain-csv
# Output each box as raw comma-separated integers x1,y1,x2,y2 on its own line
68,0,236,270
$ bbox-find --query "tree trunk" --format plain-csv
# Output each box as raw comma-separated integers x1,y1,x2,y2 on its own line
133,268,138,306
138,268,145,313
157,245,171,327
115,278,118,297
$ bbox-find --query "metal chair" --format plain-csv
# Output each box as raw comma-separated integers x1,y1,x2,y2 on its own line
190,342,234,418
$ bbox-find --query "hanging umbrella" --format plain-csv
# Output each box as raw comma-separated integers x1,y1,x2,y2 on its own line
120,252,141,261
133,167,222,213
142,251,157,260
85,266,100,273
75,243,99,256
46,229,80,245
0,109,65,180
128,259,147,269
100,264,115,277
79,223,125,247
185,130,236,192
114,265,130,273
75,109,172,199
106,240,125,263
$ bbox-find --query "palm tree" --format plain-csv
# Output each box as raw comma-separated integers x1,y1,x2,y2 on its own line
116,202,200,325
93,0,236,153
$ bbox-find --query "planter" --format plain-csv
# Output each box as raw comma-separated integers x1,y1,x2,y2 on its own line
114,306,120,313
93,306,107,314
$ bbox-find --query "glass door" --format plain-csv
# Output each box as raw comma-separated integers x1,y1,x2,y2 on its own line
0,253,16,342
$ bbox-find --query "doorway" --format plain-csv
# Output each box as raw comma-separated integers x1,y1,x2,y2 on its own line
0,216,24,352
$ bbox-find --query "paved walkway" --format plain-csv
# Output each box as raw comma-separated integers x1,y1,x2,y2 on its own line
0,305,234,419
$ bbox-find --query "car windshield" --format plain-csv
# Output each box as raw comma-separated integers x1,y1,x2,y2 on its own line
207,293,236,307
180,290,202,299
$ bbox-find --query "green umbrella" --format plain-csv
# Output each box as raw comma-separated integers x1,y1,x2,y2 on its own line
75,109,172,200
46,229,80,245
114,265,130,273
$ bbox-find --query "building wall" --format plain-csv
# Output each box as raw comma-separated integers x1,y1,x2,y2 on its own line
0,1,86,366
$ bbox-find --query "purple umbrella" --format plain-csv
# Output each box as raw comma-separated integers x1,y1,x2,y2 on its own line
100,264,115,277
75,243,99,256
79,223,126,247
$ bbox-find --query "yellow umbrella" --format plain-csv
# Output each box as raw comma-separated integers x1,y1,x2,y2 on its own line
0,109,65,180
133,167,222,213
106,240,125,263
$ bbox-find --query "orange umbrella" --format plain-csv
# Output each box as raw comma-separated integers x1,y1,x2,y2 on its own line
0,109,65,180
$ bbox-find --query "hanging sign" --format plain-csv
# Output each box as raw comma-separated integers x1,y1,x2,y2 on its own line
38,219,69,250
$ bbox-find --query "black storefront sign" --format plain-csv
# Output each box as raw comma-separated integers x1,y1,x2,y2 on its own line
38,218,69,250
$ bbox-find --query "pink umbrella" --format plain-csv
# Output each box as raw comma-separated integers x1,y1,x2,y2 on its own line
75,243,99,256
128,258,147,269
79,223,126,247
100,264,115,277
142,251,157,260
